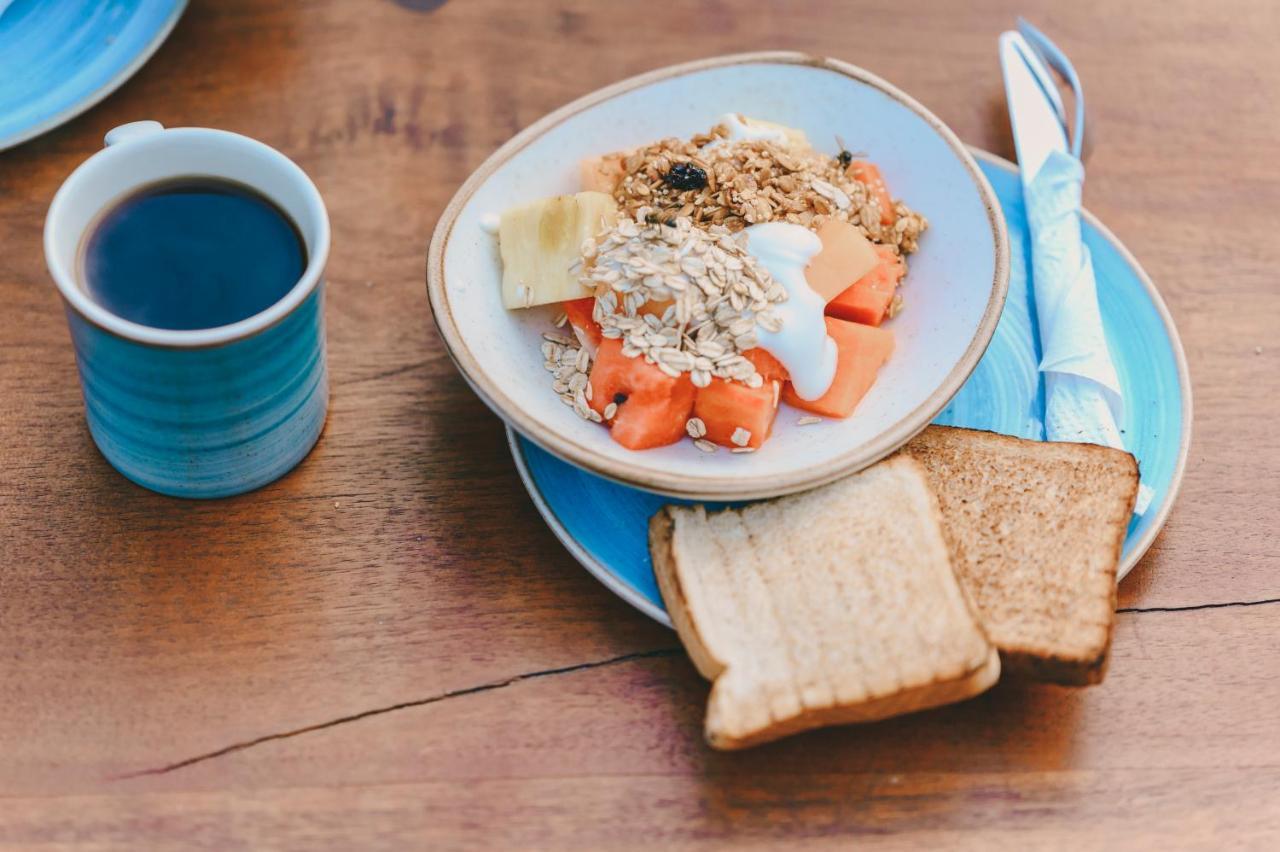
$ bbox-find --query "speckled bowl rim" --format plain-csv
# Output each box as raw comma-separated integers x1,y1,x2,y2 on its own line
427,51,1010,501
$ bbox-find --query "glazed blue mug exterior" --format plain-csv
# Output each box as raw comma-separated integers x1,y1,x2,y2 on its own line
43,121,330,498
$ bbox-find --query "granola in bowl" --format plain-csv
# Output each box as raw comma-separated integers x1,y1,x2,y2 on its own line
610,120,927,254
487,114,928,455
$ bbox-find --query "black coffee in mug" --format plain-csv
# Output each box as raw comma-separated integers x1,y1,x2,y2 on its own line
80,177,306,331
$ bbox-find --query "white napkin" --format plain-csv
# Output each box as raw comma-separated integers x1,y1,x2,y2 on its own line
1025,149,1152,514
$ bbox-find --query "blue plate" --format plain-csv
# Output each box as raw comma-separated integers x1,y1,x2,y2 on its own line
509,151,1192,626
0,0,187,151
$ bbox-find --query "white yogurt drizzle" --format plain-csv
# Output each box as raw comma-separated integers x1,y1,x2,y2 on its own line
479,213,501,235
740,223,837,401
716,112,790,145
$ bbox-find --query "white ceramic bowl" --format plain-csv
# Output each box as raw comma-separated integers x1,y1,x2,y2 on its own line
428,52,1009,501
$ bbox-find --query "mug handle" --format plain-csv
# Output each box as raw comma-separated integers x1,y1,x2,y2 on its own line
104,121,165,147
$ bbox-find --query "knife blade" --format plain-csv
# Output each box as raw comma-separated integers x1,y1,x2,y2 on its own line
999,30,1069,189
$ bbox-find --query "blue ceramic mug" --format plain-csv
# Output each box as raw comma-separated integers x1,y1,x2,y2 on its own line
43,121,330,498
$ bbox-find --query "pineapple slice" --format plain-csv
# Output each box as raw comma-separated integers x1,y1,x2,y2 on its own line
744,116,811,151
720,113,812,152
499,192,618,310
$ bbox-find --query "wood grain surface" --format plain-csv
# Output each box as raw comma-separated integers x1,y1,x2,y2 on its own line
1,0,1277,848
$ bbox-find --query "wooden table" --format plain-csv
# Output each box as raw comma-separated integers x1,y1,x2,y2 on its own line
1,0,1276,847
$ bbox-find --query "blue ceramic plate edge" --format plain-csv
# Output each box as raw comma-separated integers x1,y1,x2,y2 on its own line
507,149,1193,627
0,0,189,152
507,425,676,626
964,150,1190,580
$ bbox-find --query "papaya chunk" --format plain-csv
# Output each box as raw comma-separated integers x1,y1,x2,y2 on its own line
782,317,894,418
742,348,789,383
588,339,695,450
825,246,905,327
805,219,880,302
846,161,896,226
579,153,626,194
694,377,781,450
562,297,602,350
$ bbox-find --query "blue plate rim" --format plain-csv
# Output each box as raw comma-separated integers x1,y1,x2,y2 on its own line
0,0,189,152
507,148,1193,627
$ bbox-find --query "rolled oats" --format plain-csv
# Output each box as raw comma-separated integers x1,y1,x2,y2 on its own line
581,213,786,387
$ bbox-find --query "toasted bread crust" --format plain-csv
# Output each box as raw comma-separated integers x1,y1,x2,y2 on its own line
705,648,1000,750
649,507,725,683
904,425,1138,687
648,455,1000,750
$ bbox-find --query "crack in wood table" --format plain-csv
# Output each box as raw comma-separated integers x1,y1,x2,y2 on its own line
1,0,1276,847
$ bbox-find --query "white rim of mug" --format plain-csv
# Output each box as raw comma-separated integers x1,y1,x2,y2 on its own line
43,127,331,349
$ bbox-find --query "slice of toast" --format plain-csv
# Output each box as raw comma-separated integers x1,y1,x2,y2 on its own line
649,455,999,750
903,425,1140,686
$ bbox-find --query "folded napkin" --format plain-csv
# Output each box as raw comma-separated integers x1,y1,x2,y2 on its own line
1025,149,1152,514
